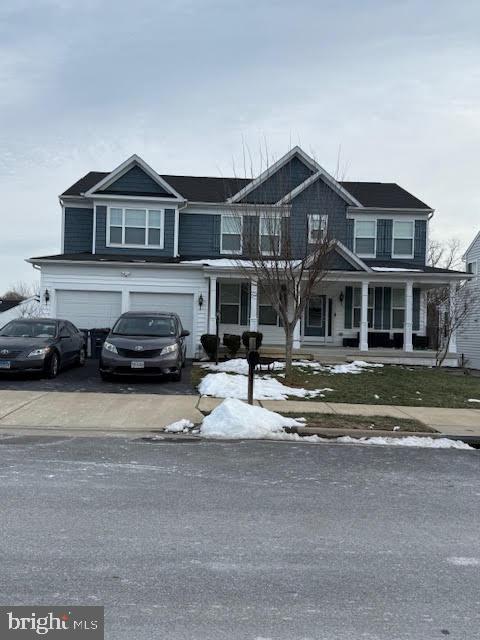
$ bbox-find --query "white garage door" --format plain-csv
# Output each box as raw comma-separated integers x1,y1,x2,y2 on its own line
129,292,194,356
56,290,122,330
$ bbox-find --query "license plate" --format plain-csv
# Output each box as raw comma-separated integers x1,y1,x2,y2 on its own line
0,360,11,369
131,361,145,369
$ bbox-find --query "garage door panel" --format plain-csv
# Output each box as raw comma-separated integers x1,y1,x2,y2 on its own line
56,290,122,330
129,292,194,356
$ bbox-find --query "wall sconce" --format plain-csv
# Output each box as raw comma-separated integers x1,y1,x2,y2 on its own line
44,289,50,304
198,293,204,309
339,291,344,304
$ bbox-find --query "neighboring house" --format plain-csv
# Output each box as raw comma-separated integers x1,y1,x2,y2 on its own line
28,147,467,358
457,231,480,369
0,297,41,328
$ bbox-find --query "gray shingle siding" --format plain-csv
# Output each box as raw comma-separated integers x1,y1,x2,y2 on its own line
178,213,221,257
95,206,175,256
241,156,314,204
102,165,172,196
64,207,93,253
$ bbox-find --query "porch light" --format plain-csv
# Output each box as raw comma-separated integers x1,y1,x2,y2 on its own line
198,293,204,309
339,291,344,304
44,289,50,304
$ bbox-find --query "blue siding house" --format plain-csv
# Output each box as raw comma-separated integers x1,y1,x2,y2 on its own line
29,148,466,358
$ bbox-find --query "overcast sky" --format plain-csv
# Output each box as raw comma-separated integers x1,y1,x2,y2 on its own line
1,0,479,293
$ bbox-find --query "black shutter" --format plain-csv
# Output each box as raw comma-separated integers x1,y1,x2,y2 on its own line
377,220,392,259
413,288,420,331
414,220,427,263
344,286,353,329
213,216,221,252
382,287,391,330
374,287,383,329
345,219,354,251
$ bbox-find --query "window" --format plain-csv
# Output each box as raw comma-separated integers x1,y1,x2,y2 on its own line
354,220,376,257
258,288,278,325
108,207,164,248
467,261,477,275
260,215,281,255
392,221,414,258
221,215,242,254
219,283,241,324
308,214,328,243
391,288,405,329
352,287,374,328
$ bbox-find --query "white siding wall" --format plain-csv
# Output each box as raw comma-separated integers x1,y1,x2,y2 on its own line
457,236,480,369
39,264,209,358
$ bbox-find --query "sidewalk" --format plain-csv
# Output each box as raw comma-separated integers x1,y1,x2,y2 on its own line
0,390,479,438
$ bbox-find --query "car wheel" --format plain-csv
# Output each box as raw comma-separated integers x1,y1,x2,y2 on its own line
77,347,86,367
45,352,60,379
171,368,182,382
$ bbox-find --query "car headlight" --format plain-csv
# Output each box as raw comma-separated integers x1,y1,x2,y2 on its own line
161,343,178,356
103,341,118,354
27,347,51,359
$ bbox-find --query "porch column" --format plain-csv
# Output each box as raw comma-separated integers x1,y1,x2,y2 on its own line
359,280,369,351
249,280,258,331
449,281,457,354
404,280,413,352
208,276,217,334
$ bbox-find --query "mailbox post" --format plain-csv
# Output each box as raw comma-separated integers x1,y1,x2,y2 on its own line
247,336,259,405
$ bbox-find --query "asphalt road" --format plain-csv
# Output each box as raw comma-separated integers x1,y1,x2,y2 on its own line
0,435,478,639
0,358,195,394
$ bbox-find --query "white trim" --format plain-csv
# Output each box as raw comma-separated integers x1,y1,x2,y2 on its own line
392,220,415,259
83,154,185,200
61,204,65,254
220,214,243,255
276,169,363,208
333,241,371,272
259,213,281,256
92,205,97,254
106,206,165,250
59,197,94,208
463,230,480,260
347,211,429,220
347,207,433,214
354,218,377,258
308,213,328,244
173,208,179,257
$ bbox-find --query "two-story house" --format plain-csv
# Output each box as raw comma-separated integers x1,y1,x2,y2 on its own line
457,231,480,369
28,147,467,359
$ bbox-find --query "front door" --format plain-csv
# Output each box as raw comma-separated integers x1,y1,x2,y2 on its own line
304,296,333,342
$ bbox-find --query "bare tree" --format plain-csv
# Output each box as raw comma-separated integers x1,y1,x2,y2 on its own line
2,281,39,301
434,282,477,367
226,149,339,380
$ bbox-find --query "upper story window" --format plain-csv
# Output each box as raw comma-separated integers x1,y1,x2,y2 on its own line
467,260,477,275
308,214,328,243
259,215,281,255
354,220,376,257
221,215,242,254
108,207,164,248
392,221,414,258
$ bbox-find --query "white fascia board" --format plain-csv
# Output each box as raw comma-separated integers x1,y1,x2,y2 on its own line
227,146,320,204
92,194,184,205
347,206,433,216
59,197,93,208
334,241,371,272
25,258,205,270
83,154,185,200
276,170,363,208
463,230,480,260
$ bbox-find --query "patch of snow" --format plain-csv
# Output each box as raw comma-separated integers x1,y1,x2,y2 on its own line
371,267,422,272
326,360,384,374
336,435,473,449
198,372,325,400
202,358,284,375
447,557,480,566
374,394,380,400
467,399,480,404
200,398,318,441
393,426,400,431
164,419,194,433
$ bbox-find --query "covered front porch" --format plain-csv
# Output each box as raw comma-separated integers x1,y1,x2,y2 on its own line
205,269,462,363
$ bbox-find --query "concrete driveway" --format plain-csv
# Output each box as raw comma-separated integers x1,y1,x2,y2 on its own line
0,358,195,395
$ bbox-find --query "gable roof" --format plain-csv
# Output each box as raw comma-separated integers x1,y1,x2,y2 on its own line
60,152,431,209
0,299,23,313
463,230,480,260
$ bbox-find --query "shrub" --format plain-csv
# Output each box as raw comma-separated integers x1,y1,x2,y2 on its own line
200,334,220,361
241,331,263,351
223,334,241,358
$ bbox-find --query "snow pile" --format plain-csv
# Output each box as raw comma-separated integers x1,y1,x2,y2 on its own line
202,358,284,375
467,399,480,404
201,358,384,376
164,419,194,433
326,360,384,374
200,398,316,441
336,435,473,450
198,372,330,400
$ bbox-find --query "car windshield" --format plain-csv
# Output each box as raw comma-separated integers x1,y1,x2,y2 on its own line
0,321,57,338
112,316,176,337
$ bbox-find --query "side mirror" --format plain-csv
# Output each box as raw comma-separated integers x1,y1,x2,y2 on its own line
180,329,190,338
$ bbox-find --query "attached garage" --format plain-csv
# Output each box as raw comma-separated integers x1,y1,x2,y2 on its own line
56,290,122,330
129,292,195,356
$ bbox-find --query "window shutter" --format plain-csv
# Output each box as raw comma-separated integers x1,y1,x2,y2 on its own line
374,287,383,329
413,288,420,331
344,286,353,329
346,219,354,251
377,220,392,259
414,220,427,262
213,216,221,252
382,287,391,330
240,283,250,326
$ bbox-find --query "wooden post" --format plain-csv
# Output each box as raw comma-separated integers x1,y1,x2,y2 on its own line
247,336,258,406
